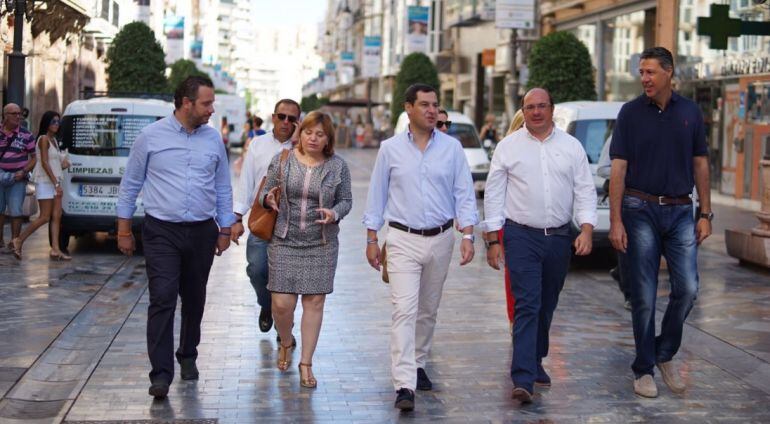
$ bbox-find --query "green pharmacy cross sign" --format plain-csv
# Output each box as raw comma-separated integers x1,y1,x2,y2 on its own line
697,4,770,50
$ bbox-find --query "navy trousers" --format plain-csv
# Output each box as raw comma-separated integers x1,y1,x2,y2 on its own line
503,221,572,393
143,215,218,384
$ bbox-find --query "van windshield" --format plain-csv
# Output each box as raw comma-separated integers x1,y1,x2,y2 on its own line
447,123,482,149
60,114,162,157
568,119,615,164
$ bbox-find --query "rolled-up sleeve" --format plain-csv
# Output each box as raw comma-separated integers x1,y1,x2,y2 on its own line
214,142,235,227
116,132,149,219
572,144,598,227
362,144,390,231
482,143,508,232
452,142,478,229
234,145,259,215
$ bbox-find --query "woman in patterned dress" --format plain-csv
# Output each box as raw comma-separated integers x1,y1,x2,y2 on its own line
261,111,352,388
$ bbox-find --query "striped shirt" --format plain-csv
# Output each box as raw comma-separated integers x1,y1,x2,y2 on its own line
0,126,36,172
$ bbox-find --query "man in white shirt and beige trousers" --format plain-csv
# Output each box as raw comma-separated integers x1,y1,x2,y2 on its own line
484,88,597,404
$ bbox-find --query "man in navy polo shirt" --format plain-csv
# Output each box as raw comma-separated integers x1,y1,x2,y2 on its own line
609,47,712,398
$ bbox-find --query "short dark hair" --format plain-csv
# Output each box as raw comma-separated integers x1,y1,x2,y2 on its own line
254,116,263,127
174,75,214,109
438,108,448,115
640,46,675,73
274,99,301,116
404,84,438,105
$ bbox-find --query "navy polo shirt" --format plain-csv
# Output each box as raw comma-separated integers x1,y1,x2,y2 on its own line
610,92,708,197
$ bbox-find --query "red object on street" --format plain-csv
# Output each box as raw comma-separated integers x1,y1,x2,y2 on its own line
500,229,515,324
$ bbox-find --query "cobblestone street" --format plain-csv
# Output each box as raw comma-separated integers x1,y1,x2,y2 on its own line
1,148,769,423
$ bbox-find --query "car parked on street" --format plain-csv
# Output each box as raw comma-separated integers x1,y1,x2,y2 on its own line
553,101,624,252
395,110,490,197
58,97,174,251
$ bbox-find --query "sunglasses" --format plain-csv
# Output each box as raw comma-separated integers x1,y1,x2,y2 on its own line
436,120,452,129
274,113,298,123
51,119,60,125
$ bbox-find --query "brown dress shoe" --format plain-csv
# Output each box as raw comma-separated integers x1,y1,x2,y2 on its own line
657,361,686,393
633,374,658,398
511,387,533,403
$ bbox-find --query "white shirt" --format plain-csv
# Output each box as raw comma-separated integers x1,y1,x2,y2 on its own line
233,132,293,215
483,125,597,232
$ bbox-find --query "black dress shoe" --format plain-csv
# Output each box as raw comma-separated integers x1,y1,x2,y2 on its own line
394,388,415,410
259,308,273,333
416,367,432,391
148,380,169,398
180,358,199,380
535,363,551,387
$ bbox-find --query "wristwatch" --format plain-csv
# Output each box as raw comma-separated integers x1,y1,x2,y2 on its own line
485,239,500,248
462,234,475,243
699,211,714,221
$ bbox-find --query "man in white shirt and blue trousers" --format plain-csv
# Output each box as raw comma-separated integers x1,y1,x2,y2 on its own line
230,98,301,336
364,83,478,411
484,88,597,404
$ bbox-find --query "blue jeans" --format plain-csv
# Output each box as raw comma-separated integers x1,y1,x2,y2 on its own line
503,222,572,393
246,233,271,310
622,195,698,378
0,180,26,217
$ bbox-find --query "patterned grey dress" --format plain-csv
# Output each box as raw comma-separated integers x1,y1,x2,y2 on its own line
260,151,352,295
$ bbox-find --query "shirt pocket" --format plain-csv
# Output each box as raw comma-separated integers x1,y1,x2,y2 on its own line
191,152,218,177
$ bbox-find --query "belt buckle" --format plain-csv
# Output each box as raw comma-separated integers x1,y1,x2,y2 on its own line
658,196,667,206
544,227,551,236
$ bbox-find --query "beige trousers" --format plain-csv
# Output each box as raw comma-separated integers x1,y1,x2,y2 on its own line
386,227,455,391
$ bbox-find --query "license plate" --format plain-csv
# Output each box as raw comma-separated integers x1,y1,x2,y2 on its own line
79,184,119,197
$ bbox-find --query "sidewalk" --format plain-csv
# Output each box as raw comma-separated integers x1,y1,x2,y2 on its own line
1,149,768,423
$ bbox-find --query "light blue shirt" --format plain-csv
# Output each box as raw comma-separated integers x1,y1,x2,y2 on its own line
363,128,478,231
117,113,235,227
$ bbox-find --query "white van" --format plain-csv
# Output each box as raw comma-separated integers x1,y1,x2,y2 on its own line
58,97,174,250
395,110,490,196
553,101,624,249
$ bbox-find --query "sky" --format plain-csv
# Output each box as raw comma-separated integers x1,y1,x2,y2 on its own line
253,0,328,27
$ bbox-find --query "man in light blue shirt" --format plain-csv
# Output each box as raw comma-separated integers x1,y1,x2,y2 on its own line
116,76,235,399
363,83,478,411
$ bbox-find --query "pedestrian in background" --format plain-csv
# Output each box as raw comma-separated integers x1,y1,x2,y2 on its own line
260,111,352,388
363,83,478,411
597,136,632,310
479,113,499,145
11,111,71,260
0,103,36,253
436,109,451,133
484,88,596,404
116,75,235,399
231,99,302,341
609,46,711,399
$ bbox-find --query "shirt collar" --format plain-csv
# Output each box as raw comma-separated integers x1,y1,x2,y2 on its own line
1,125,19,137
523,123,556,143
271,130,293,146
170,112,201,134
406,125,437,145
645,90,679,107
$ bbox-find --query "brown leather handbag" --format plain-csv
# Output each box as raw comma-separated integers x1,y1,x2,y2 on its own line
248,149,289,240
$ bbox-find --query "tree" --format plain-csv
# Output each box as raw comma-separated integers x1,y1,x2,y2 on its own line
301,94,329,113
106,22,167,93
526,31,596,103
391,53,440,126
167,59,209,92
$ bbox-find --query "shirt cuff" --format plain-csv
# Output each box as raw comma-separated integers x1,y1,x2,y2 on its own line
233,201,250,216
362,216,384,232
482,218,504,233
217,213,237,228
116,205,136,220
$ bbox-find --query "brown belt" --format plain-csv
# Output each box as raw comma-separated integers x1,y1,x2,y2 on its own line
625,189,692,206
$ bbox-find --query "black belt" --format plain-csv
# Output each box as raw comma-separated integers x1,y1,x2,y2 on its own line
505,219,571,236
146,214,214,227
625,188,692,206
389,220,453,236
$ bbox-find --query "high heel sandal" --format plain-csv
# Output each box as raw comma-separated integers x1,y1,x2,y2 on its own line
298,362,317,388
50,251,72,261
10,238,22,260
276,340,294,371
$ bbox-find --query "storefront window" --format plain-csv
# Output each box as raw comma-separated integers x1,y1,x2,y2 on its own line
605,11,646,101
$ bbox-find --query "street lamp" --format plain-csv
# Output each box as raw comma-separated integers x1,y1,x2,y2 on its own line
1,0,33,107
